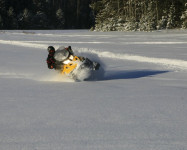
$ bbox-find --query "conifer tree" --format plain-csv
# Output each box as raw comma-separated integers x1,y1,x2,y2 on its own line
139,0,157,31
56,8,65,29
32,0,49,29
167,4,177,29
7,7,18,29
181,3,187,29
33,11,48,29
0,15,3,29
0,0,6,28
23,8,32,29
94,0,117,31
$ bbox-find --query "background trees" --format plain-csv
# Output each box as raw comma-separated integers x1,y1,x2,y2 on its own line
0,0,92,29
91,0,187,31
0,0,186,30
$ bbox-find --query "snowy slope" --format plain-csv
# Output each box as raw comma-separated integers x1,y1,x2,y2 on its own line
0,30,187,150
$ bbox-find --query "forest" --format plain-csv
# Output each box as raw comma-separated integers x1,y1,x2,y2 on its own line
0,0,187,31
91,0,187,31
0,0,94,29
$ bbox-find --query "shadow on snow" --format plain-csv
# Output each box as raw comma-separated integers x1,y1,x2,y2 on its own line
103,70,169,80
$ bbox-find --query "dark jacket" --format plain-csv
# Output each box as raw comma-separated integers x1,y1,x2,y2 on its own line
46,46,74,70
46,51,56,69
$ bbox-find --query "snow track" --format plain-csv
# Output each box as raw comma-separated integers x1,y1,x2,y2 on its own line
0,40,47,50
77,49,187,71
0,39,187,71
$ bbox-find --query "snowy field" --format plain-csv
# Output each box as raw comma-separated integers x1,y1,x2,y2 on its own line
0,30,187,150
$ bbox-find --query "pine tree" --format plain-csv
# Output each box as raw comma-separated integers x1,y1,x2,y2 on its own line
0,15,3,29
145,0,157,31
56,8,65,29
23,8,32,29
181,3,187,29
0,0,6,28
167,3,177,29
7,7,18,29
32,11,48,29
32,0,49,29
94,0,116,31
157,15,168,30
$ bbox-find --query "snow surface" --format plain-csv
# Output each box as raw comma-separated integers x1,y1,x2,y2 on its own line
0,30,187,150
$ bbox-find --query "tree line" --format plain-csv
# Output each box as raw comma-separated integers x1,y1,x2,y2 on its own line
0,0,94,29
0,0,187,31
90,0,187,31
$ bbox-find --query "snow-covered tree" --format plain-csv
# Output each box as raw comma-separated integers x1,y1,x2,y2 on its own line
167,4,176,29
157,16,167,30
94,0,116,31
181,3,187,29
123,17,138,31
157,9,168,30
140,1,157,31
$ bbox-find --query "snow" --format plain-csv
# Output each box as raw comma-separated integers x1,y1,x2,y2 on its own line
0,30,187,150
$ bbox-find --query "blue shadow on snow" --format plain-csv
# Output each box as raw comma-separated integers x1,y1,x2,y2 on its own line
103,70,169,80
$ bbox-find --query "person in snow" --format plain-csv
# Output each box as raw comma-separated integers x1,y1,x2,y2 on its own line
46,45,75,70
46,46,56,69
46,45,100,71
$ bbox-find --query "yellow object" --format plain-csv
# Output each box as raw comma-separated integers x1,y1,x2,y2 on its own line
73,56,80,61
62,56,81,75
